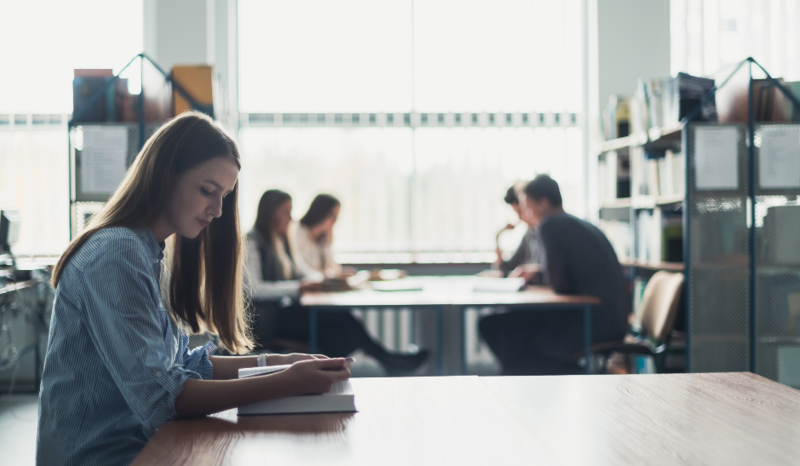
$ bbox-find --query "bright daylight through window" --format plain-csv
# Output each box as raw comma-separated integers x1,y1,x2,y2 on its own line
238,0,584,260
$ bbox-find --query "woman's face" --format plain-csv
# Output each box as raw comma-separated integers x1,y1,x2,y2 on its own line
317,204,340,236
273,199,293,236
165,156,239,239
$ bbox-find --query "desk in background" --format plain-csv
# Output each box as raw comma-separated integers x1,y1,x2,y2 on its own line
133,372,800,466
301,277,600,375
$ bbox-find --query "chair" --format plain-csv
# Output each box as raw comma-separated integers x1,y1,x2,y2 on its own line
578,271,685,374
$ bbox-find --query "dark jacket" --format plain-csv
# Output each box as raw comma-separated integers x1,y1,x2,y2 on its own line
539,213,628,343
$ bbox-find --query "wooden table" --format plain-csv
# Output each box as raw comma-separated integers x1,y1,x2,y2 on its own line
301,277,601,374
133,373,800,466
482,372,800,465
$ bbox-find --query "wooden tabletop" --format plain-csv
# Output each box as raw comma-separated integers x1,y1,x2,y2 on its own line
482,372,800,466
300,277,600,308
133,373,800,466
132,376,559,466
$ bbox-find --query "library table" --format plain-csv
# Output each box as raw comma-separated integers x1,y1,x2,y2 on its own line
131,376,560,466
481,372,800,466
132,373,800,466
300,277,601,374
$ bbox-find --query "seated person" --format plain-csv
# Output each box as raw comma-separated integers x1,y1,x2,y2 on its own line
479,175,627,375
494,182,541,276
294,193,352,278
246,189,428,375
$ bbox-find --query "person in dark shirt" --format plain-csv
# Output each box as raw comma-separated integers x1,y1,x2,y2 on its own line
479,175,628,375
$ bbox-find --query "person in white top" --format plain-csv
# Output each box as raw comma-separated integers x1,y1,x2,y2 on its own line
294,194,351,278
246,190,429,375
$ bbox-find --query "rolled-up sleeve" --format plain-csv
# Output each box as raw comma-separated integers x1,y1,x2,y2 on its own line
180,332,216,380
80,236,200,437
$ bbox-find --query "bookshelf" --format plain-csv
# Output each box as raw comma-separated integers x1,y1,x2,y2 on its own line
596,58,800,387
68,54,211,239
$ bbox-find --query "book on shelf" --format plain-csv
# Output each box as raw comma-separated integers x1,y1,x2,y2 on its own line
636,209,683,264
630,72,717,137
598,149,632,205
598,220,632,262
601,95,632,141
638,149,685,198
237,364,356,416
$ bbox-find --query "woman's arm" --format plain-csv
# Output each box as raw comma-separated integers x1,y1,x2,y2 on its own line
175,358,350,417
244,237,304,299
209,353,325,380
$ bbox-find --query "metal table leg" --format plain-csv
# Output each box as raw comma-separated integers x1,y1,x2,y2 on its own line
460,306,467,375
309,307,319,354
436,306,444,376
584,305,593,375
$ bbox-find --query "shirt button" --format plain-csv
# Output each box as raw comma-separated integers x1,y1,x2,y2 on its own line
155,371,162,378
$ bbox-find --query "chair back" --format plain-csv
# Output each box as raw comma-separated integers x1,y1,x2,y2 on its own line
639,271,684,343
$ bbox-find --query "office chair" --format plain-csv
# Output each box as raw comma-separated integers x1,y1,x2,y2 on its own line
577,271,685,374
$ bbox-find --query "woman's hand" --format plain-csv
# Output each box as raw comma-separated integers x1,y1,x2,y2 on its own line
269,353,328,365
509,263,541,283
278,358,351,395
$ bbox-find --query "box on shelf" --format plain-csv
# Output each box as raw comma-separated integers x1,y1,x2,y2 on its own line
171,65,215,117
72,69,136,123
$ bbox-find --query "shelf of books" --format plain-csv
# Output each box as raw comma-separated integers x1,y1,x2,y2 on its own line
603,60,800,385
597,75,697,280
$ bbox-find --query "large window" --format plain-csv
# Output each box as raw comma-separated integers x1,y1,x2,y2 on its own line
238,0,584,258
0,0,143,256
671,0,800,80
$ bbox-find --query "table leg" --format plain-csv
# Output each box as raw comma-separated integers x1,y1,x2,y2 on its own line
460,306,467,375
309,307,319,354
584,305,592,375
436,306,444,376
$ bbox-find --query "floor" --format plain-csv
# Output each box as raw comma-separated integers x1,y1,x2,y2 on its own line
0,394,37,466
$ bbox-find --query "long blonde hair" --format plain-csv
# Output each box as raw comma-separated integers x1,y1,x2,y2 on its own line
52,112,253,354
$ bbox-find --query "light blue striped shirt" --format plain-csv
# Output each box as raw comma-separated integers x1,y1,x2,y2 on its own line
37,227,216,466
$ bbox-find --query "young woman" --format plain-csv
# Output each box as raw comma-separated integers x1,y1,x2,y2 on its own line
294,193,346,278
36,112,350,466
245,189,429,375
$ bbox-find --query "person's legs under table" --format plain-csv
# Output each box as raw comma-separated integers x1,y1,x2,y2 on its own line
278,306,430,375
478,309,584,376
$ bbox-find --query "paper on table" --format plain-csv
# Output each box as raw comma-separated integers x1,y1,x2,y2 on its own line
81,127,128,195
759,127,800,188
695,126,739,190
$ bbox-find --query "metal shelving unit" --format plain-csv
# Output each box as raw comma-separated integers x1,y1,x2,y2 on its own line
68,53,210,239
599,58,800,385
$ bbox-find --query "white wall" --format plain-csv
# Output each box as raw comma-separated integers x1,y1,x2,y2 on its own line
143,0,239,134
597,0,671,110
585,0,671,221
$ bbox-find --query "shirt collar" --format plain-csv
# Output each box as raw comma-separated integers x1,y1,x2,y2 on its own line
134,227,165,262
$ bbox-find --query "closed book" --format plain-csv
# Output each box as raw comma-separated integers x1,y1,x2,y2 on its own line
238,380,356,415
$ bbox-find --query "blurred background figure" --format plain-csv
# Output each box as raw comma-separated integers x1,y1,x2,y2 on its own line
246,189,428,375
493,181,541,277
294,194,354,278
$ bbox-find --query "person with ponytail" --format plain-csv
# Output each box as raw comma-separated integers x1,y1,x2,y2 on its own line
37,112,350,466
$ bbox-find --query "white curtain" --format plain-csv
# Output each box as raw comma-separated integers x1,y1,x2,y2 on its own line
671,0,800,80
